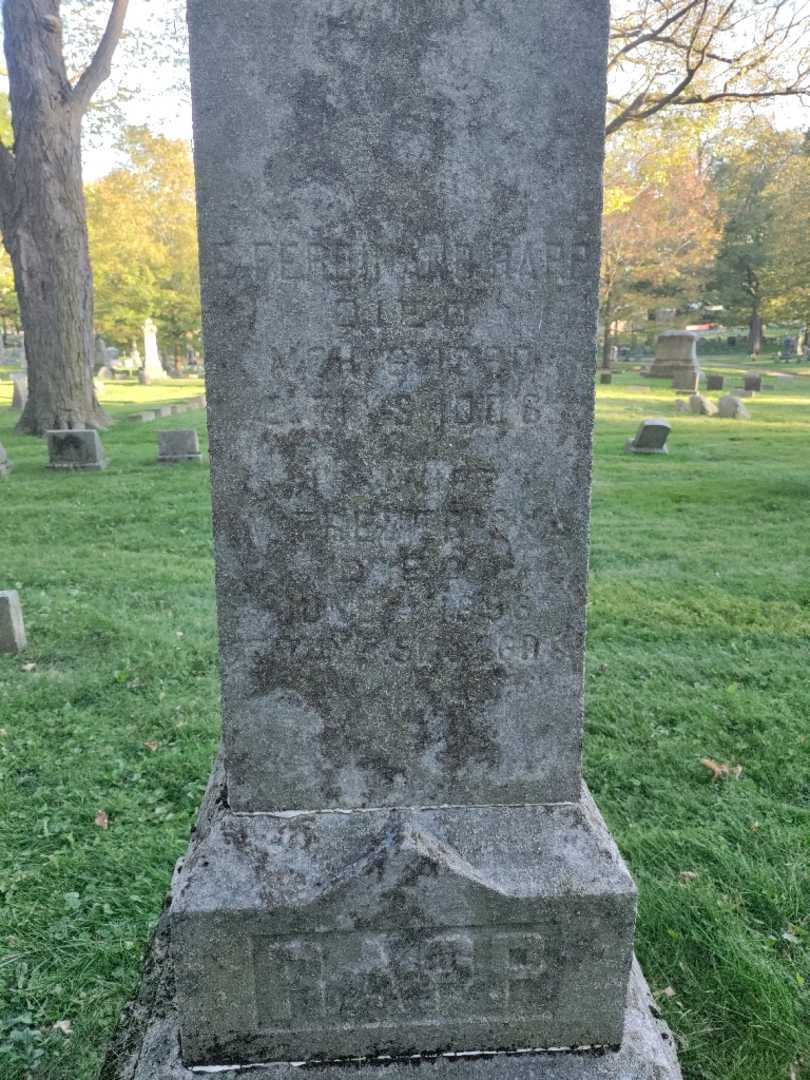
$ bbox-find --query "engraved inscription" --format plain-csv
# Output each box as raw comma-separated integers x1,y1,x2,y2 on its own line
252,931,557,1030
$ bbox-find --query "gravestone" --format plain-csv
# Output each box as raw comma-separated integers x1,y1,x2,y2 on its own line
672,368,700,393
10,373,27,411
744,374,762,393
689,394,718,416
625,419,671,454
143,318,166,379
674,399,690,414
158,429,202,463
0,441,12,478
46,430,106,471
107,3,681,1078
718,394,751,420
648,331,701,381
0,590,26,653
706,374,724,391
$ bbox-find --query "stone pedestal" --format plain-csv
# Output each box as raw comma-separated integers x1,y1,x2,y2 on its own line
106,1,681,1077
647,332,701,382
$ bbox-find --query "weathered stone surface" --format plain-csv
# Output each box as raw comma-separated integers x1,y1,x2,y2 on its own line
718,395,751,420
136,2,682,1076
706,374,724,391
0,441,13,478
102,920,681,1080
172,778,636,1063
191,0,608,813
0,590,26,653
744,374,762,392
46,430,106,470
625,420,671,455
688,394,717,417
648,332,700,380
158,430,202,463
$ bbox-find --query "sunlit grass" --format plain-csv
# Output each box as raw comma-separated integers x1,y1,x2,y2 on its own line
0,355,808,1079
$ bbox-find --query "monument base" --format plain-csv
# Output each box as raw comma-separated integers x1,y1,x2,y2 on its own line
101,922,681,1080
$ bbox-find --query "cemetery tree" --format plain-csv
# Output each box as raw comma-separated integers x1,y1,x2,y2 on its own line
608,0,810,136
600,120,719,365
87,128,200,360
0,0,129,435
763,148,810,328
709,119,798,353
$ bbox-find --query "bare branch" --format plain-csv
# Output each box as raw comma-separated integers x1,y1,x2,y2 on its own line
70,0,130,115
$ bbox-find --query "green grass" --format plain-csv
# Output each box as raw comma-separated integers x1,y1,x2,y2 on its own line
0,362,809,1079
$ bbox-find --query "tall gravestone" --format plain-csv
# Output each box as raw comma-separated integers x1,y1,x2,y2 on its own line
105,3,681,1078
143,318,166,379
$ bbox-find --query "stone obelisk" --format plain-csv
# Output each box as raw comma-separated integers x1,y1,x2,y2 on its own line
104,3,682,1077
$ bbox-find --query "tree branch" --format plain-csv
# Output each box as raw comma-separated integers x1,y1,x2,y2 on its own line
70,0,130,116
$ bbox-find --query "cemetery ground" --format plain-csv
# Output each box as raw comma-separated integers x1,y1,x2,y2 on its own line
0,363,808,1080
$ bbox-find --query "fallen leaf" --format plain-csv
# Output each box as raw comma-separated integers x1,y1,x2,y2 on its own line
53,1020,72,1036
176,630,184,639
599,663,609,674
144,740,160,753
655,985,676,1000
678,871,699,884
783,931,801,945
701,757,743,781
751,821,761,832
95,810,109,831
0,728,7,738
20,662,36,673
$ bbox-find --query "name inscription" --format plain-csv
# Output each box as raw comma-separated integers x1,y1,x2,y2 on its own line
253,930,557,1029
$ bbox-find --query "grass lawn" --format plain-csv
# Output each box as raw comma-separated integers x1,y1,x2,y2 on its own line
0,362,808,1079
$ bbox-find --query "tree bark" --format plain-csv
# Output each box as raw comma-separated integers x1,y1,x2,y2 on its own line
1,0,126,436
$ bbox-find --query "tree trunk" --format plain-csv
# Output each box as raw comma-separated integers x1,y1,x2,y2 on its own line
600,295,613,370
2,0,108,435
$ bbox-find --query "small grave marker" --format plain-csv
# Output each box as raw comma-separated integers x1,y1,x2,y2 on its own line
158,430,202,464
0,590,26,653
625,419,672,455
46,430,107,471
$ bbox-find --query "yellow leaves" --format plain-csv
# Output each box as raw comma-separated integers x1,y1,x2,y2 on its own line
701,758,743,781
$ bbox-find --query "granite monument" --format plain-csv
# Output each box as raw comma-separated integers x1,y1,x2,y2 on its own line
105,3,681,1078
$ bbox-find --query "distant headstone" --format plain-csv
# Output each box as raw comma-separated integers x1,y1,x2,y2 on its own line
719,395,751,420
0,441,13,478
625,418,671,454
600,372,613,385
140,410,157,422
108,3,681,1078
10,374,27,411
648,331,701,381
782,336,797,358
706,374,724,391
727,335,737,347
158,429,202,464
609,345,619,366
143,318,166,380
94,335,109,374
672,368,700,393
744,374,762,392
0,590,26,653
46,430,107,471
689,394,718,417
156,405,173,418
674,399,690,414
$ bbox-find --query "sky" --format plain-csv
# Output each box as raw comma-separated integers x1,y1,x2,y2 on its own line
3,3,809,182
